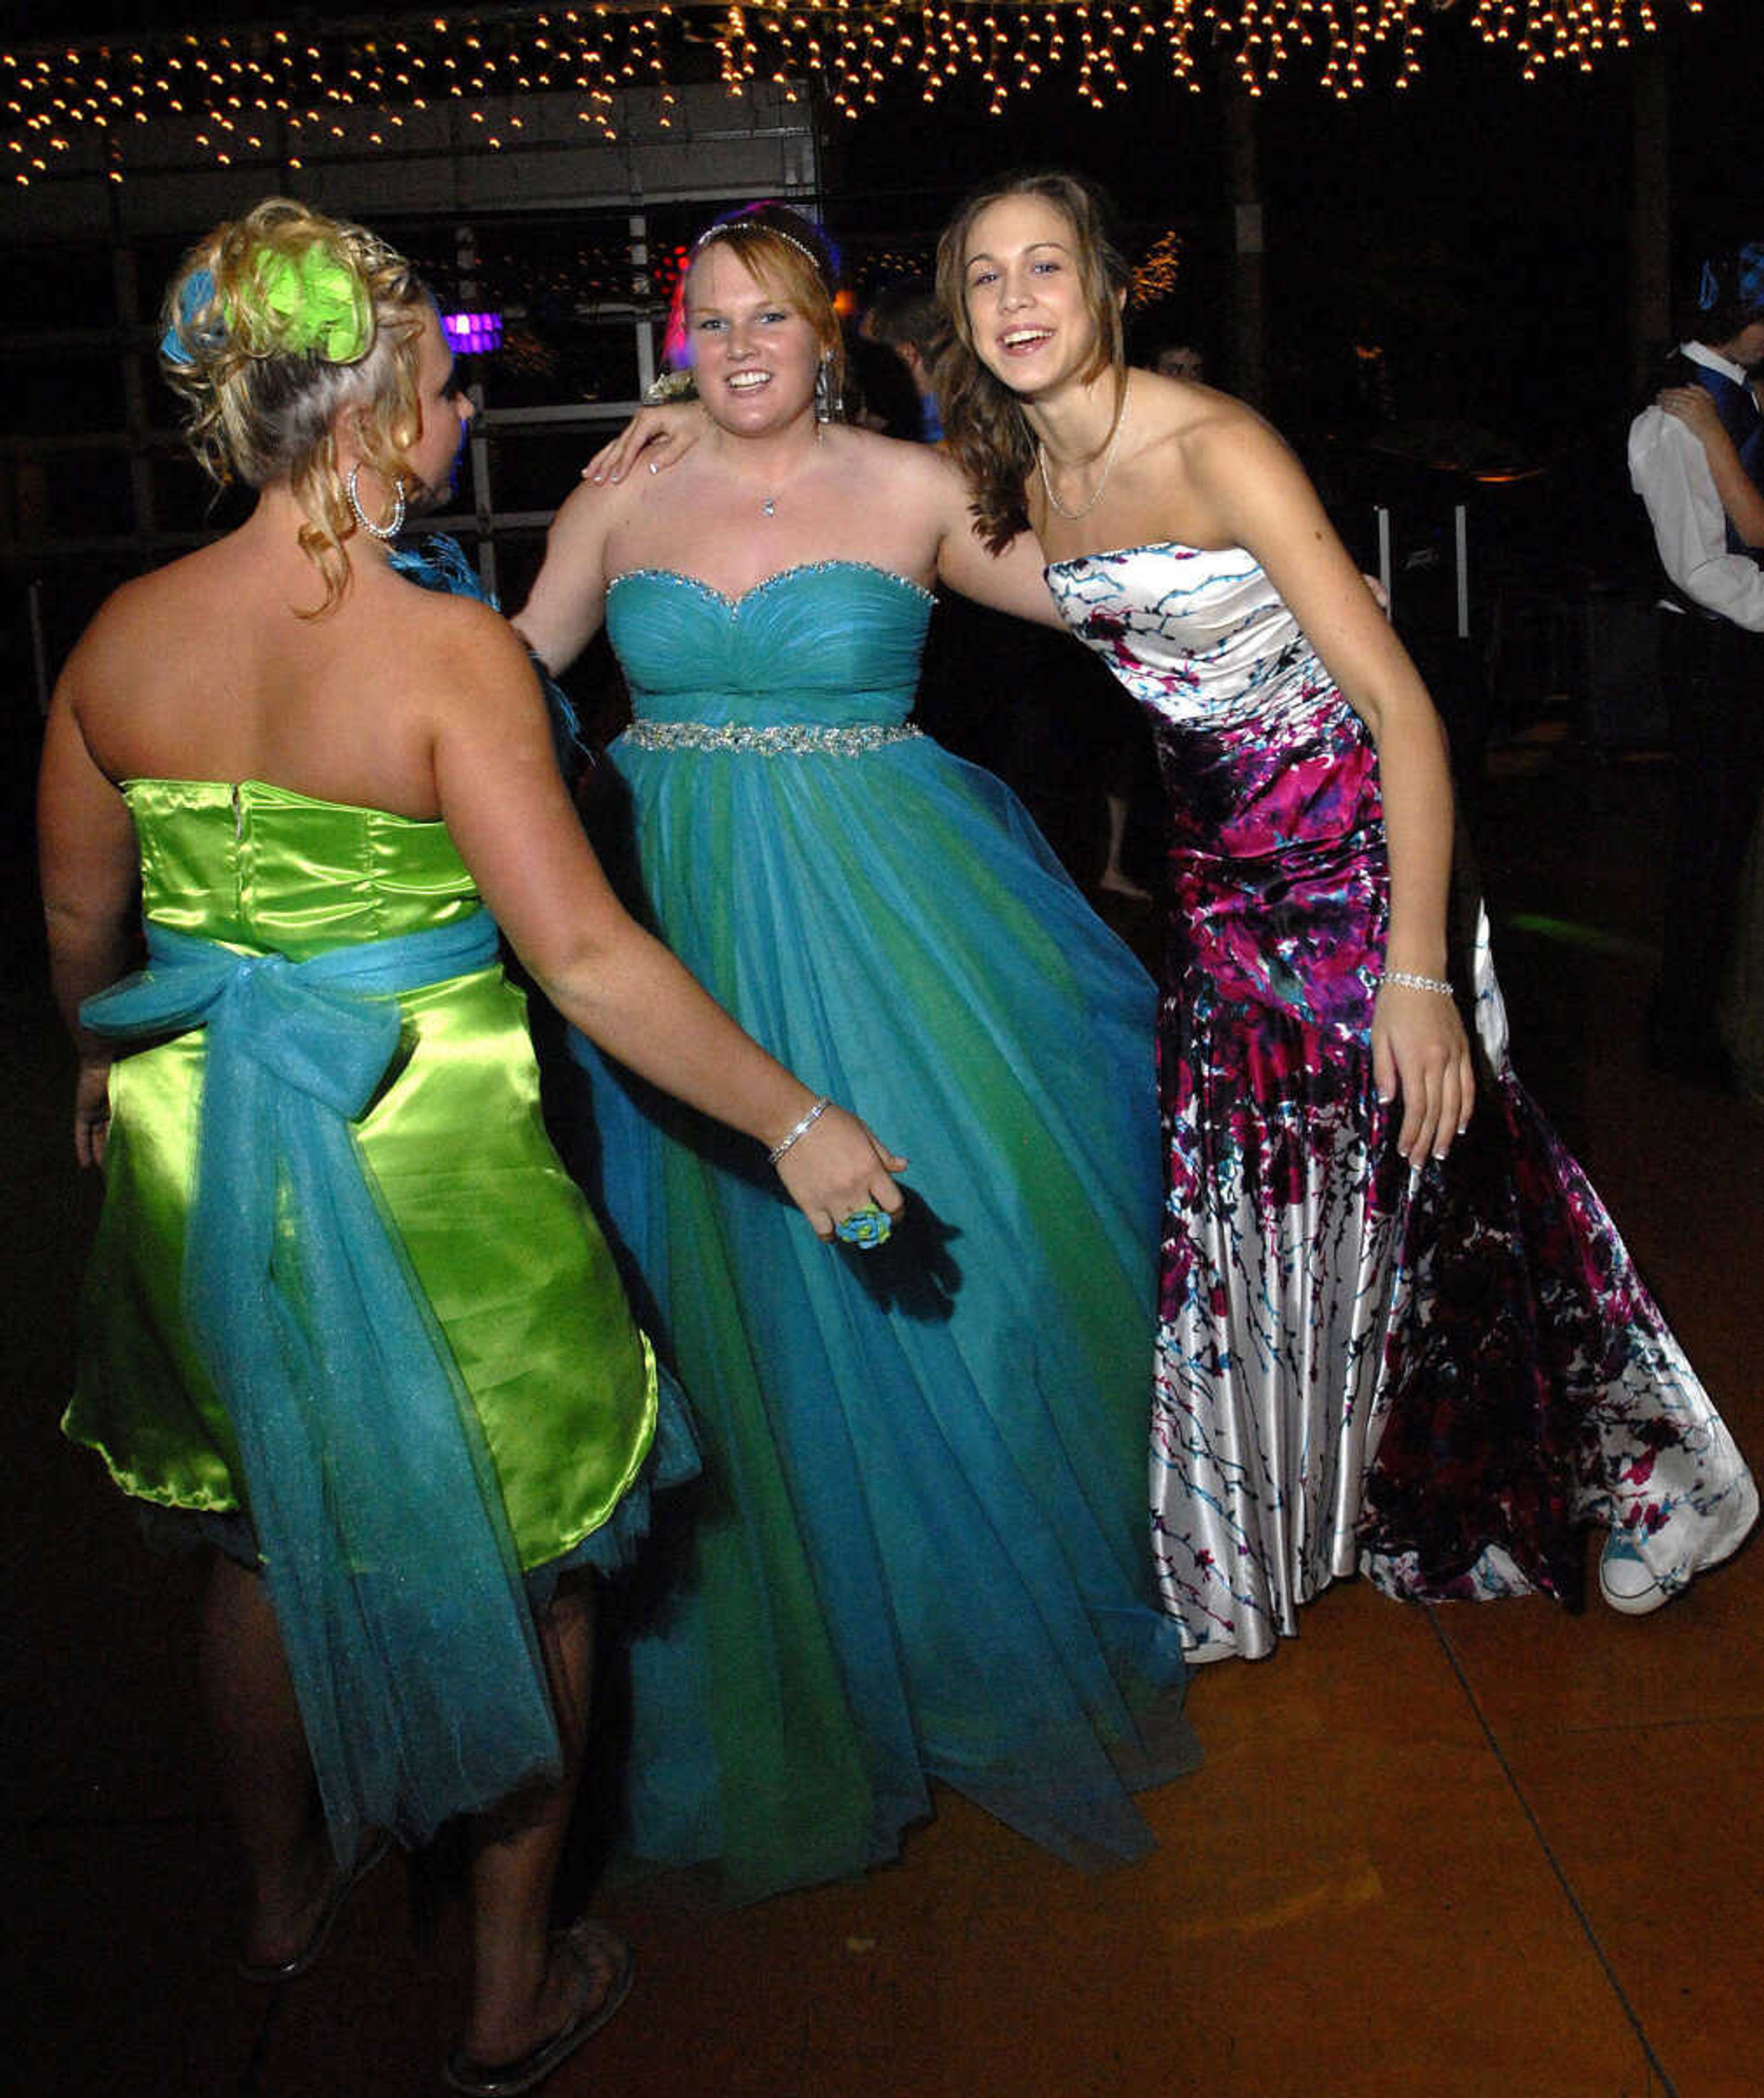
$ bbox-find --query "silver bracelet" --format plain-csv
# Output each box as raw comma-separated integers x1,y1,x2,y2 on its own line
1379,969,1454,998
767,1095,831,1166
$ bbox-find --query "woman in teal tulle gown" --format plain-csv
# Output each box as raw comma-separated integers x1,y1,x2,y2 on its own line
39,199,903,2093
516,204,1195,1903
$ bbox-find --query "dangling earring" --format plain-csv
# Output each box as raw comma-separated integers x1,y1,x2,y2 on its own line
814,354,834,424
346,462,407,541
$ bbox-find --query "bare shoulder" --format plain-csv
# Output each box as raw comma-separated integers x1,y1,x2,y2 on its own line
1126,372,1283,476
390,573,533,696
1180,394,1301,492
545,463,646,547
56,550,212,705
832,422,960,494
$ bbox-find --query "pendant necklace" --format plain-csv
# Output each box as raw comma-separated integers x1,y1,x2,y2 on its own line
1036,375,1131,523
755,424,824,519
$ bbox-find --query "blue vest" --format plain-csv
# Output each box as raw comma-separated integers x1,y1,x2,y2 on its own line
1679,351,1764,558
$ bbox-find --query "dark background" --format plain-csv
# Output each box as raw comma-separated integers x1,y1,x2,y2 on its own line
14,0,1758,442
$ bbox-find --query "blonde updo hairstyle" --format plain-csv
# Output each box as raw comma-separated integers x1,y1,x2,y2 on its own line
935,170,1128,554
160,198,430,613
682,203,846,412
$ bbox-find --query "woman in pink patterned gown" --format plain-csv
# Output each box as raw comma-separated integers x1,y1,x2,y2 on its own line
933,171,1756,1660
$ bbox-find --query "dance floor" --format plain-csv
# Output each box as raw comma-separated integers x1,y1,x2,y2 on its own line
7,735,1760,2096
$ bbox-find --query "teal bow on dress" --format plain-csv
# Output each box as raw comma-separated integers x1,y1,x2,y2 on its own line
82,912,560,1862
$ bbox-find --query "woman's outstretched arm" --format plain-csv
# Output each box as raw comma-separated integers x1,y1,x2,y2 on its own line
430,605,907,1235
510,478,621,673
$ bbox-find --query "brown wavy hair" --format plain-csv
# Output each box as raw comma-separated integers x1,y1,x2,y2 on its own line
935,171,1129,554
159,198,429,613
683,202,846,413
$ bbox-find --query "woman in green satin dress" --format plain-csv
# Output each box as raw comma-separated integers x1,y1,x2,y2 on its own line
37,198,902,2098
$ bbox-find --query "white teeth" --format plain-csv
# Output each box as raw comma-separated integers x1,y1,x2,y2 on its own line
726,371,769,389
1002,330,1048,348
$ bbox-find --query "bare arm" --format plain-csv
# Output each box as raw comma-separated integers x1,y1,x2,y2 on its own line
38,667,141,1165
432,611,905,1233
928,458,1063,628
1658,384,1764,548
1195,417,1473,1164
509,479,618,675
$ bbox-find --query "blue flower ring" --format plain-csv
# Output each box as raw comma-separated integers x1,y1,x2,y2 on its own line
834,1203,893,1251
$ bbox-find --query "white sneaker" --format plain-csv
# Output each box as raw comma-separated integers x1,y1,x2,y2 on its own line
1597,1533,1670,1616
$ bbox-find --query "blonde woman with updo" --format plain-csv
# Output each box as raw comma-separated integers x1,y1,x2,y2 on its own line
515,202,1196,1907
38,197,905,2096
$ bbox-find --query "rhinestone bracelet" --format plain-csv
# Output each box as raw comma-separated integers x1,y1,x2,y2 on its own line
1378,969,1454,998
767,1095,831,1167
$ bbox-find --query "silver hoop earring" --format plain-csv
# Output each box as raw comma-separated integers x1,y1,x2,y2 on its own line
814,355,835,424
346,463,407,541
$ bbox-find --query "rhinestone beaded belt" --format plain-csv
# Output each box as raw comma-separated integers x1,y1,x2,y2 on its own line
622,720,926,755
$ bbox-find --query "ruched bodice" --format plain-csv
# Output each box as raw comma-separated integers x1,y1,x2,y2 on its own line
127,778,482,960
606,562,931,732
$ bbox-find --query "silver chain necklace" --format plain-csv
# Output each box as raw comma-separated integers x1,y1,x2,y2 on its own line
1035,375,1131,523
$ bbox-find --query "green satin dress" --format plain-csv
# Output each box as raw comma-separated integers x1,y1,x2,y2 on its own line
67,778,663,1574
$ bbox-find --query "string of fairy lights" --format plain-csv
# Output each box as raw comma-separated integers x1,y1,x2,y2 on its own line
1,2,1707,187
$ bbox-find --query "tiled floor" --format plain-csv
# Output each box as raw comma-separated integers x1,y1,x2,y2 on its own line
9,739,1762,2096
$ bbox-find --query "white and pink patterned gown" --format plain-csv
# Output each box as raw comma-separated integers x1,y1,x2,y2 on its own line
1046,541,1757,1662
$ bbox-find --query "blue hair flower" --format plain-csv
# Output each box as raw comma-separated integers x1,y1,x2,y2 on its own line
161,266,220,367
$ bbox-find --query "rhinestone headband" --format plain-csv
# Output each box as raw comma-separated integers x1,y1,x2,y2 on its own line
692,217,829,285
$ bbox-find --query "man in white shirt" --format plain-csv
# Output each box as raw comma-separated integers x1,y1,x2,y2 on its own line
1628,260,1764,1084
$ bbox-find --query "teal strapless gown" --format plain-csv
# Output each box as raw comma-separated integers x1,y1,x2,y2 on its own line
580,563,1196,1901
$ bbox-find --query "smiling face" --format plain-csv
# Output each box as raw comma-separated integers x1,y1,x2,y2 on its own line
684,243,826,435
959,191,1105,402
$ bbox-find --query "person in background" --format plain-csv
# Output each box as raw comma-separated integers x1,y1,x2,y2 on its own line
860,276,948,441
1151,340,1206,384
1657,361,1764,1105
39,197,899,2097
1628,243,1764,1088
842,325,926,440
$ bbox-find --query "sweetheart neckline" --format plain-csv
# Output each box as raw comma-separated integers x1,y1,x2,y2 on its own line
607,560,936,611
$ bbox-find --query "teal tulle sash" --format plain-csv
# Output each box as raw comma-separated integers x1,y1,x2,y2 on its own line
81,914,561,1861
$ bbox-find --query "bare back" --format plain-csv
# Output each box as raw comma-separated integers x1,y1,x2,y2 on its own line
64,506,503,821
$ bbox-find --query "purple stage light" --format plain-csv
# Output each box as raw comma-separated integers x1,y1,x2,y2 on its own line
442,311,504,356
